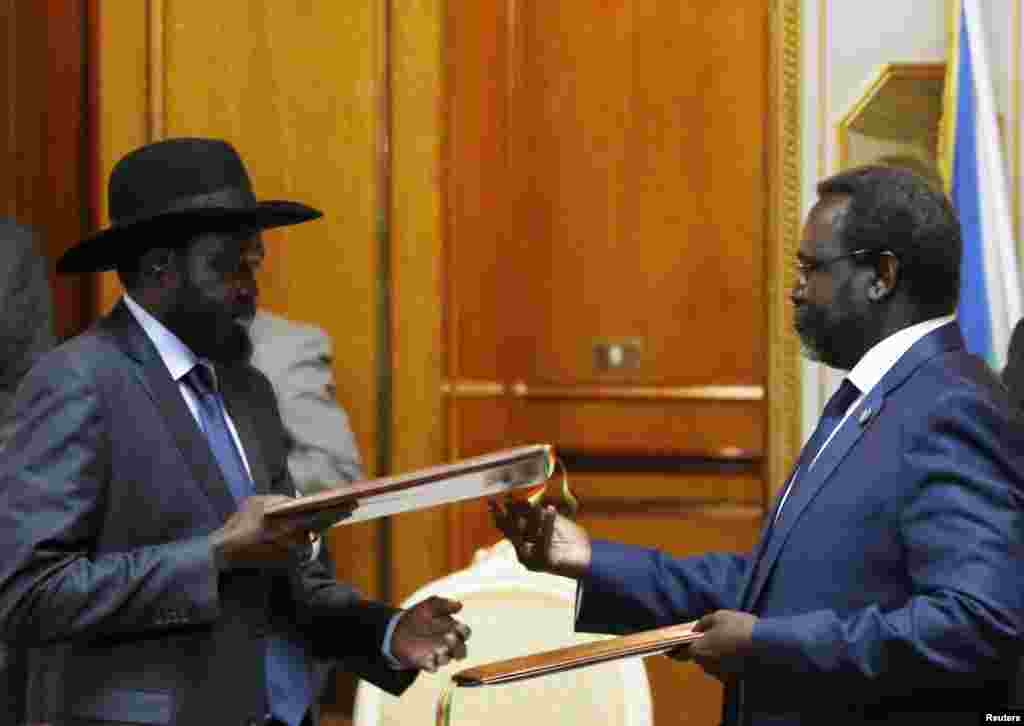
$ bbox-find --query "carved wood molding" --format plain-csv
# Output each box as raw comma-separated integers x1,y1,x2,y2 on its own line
766,0,803,499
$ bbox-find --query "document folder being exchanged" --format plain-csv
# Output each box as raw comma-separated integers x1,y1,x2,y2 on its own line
266,444,555,527
451,620,701,687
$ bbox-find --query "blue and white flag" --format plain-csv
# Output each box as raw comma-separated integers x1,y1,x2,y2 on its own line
945,0,1022,368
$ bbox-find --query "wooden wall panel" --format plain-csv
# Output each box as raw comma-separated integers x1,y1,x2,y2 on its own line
0,0,92,339
512,398,764,457
443,0,515,380
443,1,781,723
388,0,448,603
445,0,772,473
446,0,771,530
161,2,384,501
94,0,149,315
493,1,769,388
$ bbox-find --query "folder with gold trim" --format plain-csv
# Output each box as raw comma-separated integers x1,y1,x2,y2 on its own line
266,444,556,527
451,621,702,687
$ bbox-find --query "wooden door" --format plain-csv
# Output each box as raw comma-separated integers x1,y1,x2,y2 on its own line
444,2,773,723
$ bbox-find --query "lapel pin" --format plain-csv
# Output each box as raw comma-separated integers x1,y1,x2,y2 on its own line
858,406,874,426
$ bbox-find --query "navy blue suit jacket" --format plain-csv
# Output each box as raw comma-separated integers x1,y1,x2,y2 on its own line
578,323,1024,724
0,303,414,725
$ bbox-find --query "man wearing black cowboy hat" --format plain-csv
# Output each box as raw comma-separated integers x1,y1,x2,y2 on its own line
0,138,471,726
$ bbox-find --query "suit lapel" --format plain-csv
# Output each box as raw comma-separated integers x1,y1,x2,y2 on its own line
741,322,965,610
101,302,239,522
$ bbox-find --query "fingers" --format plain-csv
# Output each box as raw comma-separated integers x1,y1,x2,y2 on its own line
489,498,531,543
490,499,539,532
664,644,694,662
692,610,718,633
422,624,469,671
490,499,552,568
291,505,355,533
413,595,463,619
447,629,469,660
396,596,472,673
539,504,556,554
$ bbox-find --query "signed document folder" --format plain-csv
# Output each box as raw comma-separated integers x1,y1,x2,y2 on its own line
451,621,701,687
266,444,555,526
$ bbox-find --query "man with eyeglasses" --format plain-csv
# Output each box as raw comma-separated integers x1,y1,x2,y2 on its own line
493,165,1024,724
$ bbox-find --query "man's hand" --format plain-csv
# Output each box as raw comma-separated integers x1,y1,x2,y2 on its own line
390,596,472,672
209,495,353,571
686,610,758,683
488,499,592,579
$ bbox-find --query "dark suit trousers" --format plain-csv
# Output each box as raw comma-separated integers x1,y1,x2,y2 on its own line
0,642,27,724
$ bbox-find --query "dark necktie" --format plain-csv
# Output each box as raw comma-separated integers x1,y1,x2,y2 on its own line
775,378,860,524
183,364,253,501
182,364,314,726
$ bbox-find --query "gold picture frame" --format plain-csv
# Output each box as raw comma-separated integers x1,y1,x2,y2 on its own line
836,62,947,187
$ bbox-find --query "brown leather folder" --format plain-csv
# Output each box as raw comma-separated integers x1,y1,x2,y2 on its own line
266,444,555,528
452,621,701,687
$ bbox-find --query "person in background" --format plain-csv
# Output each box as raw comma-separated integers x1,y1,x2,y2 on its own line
495,165,1024,724
0,219,54,726
248,309,363,492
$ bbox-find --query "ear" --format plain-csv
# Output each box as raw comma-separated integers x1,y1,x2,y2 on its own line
867,251,899,302
137,247,177,288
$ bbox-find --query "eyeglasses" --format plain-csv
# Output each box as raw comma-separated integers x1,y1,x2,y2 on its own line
794,248,894,283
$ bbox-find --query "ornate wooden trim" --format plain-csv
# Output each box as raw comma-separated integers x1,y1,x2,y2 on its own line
765,0,803,499
442,380,764,401
441,380,507,398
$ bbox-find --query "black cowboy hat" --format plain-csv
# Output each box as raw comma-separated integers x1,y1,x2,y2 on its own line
56,137,322,274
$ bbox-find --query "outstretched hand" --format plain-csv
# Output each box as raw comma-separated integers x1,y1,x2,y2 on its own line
391,596,472,673
488,499,592,579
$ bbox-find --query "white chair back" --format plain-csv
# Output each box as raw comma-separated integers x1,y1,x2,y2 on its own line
353,540,653,726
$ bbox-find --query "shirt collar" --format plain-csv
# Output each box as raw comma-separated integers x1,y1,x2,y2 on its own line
846,314,956,396
122,294,202,383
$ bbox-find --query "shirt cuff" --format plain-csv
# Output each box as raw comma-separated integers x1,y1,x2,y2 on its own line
381,611,407,669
